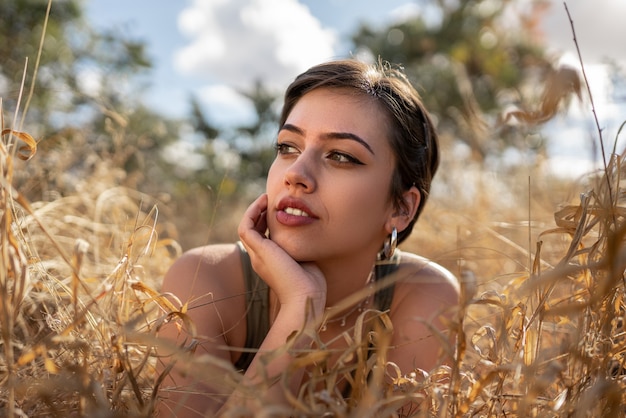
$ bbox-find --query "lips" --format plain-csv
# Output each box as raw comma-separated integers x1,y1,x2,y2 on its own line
275,197,317,226
277,197,316,216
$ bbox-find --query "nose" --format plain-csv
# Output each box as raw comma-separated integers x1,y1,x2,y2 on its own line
283,152,316,192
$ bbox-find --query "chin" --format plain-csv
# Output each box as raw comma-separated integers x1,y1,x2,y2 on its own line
269,233,315,262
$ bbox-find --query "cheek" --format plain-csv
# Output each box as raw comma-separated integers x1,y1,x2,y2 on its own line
265,160,282,191
338,177,392,218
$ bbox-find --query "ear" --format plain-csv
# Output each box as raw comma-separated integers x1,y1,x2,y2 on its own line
385,186,421,234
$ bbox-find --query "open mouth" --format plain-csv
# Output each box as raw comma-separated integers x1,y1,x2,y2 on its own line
284,207,310,217
276,198,317,225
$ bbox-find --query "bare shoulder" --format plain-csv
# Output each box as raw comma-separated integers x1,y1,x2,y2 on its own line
391,251,460,317
157,243,249,410
161,243,243,307
398,251,459,290
386,252,460,372
159,242,249,357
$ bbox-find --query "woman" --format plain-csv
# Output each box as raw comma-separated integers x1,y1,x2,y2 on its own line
156,59,459,417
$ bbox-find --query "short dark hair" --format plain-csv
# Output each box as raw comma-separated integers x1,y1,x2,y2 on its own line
280,59,439,244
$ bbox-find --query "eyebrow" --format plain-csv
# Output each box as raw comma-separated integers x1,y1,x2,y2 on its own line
280,123,375,155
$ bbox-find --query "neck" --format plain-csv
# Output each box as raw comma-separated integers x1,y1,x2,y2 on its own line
316,253,378,308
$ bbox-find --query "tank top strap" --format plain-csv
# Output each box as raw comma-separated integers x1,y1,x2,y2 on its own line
373,251,401,312
233,242,270,371
233,243,399,371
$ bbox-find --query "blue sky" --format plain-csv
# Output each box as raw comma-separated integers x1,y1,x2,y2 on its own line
85,0,626,176
86,0,420,123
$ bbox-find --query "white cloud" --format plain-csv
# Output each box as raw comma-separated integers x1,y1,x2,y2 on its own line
175,0,338,91
198,84,257,127
532,2,626,169
77,67,103,97
541,0,626,67
544,155,601,179
162,137,207,172
388,2,443,28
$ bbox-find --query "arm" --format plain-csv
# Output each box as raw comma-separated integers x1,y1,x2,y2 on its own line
155,246,244,417
220,193,327,413
386,259,459,383
156,194,326,416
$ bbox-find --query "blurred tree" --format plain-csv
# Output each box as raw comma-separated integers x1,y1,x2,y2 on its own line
189,80,279,199
1,0,185,202
0,0,151,130
190,95,219,140
169,85,279,247
0,0,81,124
351,0,581,162
236,80,280,183
236,80,279,138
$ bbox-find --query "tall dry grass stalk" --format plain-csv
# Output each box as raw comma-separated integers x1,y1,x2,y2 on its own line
443,147,626,417
1,122,180,417
0,3,176,415
110,138,626,418
5,113,626,417
2,3,626,417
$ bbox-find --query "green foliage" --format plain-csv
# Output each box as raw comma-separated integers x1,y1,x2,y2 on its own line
0,0,587,248
236,80,279,138
0,0,152,131
0,0,185,209
189,95,219,140
187,80,279,198
0,0,81,120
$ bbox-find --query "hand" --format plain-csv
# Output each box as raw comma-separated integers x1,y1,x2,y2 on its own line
238,194,327,311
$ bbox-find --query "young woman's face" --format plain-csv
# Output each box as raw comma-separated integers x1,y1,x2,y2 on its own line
266,88,397,262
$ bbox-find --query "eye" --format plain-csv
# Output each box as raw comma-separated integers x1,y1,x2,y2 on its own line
327,151,364,165
274,142,299,156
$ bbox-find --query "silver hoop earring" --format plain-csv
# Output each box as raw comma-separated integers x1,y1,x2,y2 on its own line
383,227,398,259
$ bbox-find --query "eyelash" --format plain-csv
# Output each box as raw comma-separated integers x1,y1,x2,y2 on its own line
328,151,363,165
273,142,297,155
273,142,364,166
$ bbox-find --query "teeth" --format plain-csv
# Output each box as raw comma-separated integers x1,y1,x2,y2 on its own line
284,207,309,217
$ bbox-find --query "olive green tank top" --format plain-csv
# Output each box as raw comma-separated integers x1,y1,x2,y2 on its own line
233,242,398,372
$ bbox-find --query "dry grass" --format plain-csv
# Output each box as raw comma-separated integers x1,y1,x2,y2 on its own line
3,105,626,417
0,113,180,416
3,5,626,416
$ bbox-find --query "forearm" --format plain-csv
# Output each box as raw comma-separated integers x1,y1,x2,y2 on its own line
221,298,324,413
155,321,233,418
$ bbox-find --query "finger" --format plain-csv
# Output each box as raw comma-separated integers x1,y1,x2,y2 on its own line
239,194,266,229
255,210,268,234
238,194,268,246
